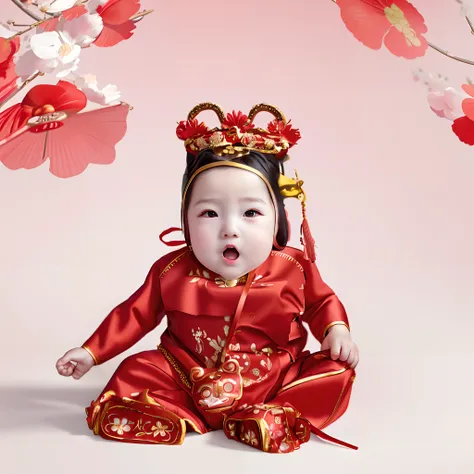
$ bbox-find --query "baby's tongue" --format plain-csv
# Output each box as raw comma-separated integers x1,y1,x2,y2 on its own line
223,248,239,260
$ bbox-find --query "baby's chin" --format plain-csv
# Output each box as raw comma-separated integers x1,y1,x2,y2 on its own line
214,261,255,282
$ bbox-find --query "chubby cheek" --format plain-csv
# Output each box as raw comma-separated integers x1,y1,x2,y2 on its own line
188,220,216,250
249,237,273,260
247,220,275,247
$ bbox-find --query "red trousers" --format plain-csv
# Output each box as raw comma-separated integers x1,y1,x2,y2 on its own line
86,348,356,453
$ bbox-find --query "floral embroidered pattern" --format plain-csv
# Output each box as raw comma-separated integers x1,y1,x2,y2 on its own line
188,268,274,287
109,417,131,435
151,421,173,438
189,268,211,283
251,274,274,287
223,403,311,453
192,316,231,367
104,413,177,442
188,268,244,288
241,428,259,447
191,327,207,354
227,342,273,387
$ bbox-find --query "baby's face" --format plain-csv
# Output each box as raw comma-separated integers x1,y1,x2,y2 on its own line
187,166,276,281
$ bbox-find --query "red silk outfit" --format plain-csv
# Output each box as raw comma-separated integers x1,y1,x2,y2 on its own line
82,246,356,453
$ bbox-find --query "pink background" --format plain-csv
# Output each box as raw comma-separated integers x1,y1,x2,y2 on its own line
1,1,473,473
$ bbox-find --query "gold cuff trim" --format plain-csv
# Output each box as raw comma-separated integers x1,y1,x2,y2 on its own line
323,321,350,339
276,367,347,394
82,344,99,365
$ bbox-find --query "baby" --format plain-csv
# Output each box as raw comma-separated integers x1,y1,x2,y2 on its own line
56,103,359,453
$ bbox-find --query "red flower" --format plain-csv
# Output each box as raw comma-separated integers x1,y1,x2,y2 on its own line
94,0,141,47
39,5,89,32
0,74,18,104
0,45,19,104
460,84,474,120
452,84,474,145
222,111,252,131
452,116,474,145
267,119,301,145
0,36,20,79
176,119,209,140
337,0,428,59
0,81,129,178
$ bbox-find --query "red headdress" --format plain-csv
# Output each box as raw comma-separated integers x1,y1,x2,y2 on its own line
169,103,316,262
176,102,301,160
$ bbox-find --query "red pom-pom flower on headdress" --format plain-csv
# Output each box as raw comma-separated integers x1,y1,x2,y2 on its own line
176,102,301,160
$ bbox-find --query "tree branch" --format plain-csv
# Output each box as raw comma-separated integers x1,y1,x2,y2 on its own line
11,0,43,21
427,41,474,66
131,9,153,23
0,72,43,111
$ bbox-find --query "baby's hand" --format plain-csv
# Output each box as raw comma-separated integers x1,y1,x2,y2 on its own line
56,347,95,380
321,325,359,369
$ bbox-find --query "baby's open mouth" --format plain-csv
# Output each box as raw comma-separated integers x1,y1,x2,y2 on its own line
222,245,240,261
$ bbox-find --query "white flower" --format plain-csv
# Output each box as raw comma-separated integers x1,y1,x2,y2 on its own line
71,73,121,105
411,68,448,93
16,49,79,78
427,87,465,121
16,29,82,78
38,0,78,13
87,0,109,13
458,0,473,18
110,417,131,435
30,31,80,62
57,13,104,47
0,23,14,39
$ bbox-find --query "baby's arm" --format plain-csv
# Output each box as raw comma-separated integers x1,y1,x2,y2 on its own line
300,258,359,368
56,258,167,379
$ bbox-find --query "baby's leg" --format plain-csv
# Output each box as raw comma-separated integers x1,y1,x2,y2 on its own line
86,349,208,444
222,351,356,453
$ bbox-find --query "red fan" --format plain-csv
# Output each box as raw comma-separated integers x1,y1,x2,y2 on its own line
0,80,130,178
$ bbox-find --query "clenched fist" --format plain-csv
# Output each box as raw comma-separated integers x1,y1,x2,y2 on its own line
321,324,359,369
56,347,95,380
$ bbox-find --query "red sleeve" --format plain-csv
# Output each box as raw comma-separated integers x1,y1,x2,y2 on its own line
300,257,350,344
81,258,166,365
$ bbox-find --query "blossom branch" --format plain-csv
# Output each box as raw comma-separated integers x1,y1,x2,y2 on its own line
131,9,153,23
0,71,43,110
427,41,474,66
10,18,49,38
11,0,44,21
465,15,474,34
454,0,474,34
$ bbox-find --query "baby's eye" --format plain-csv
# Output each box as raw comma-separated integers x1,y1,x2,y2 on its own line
244,209,262,218
199,210,218,218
